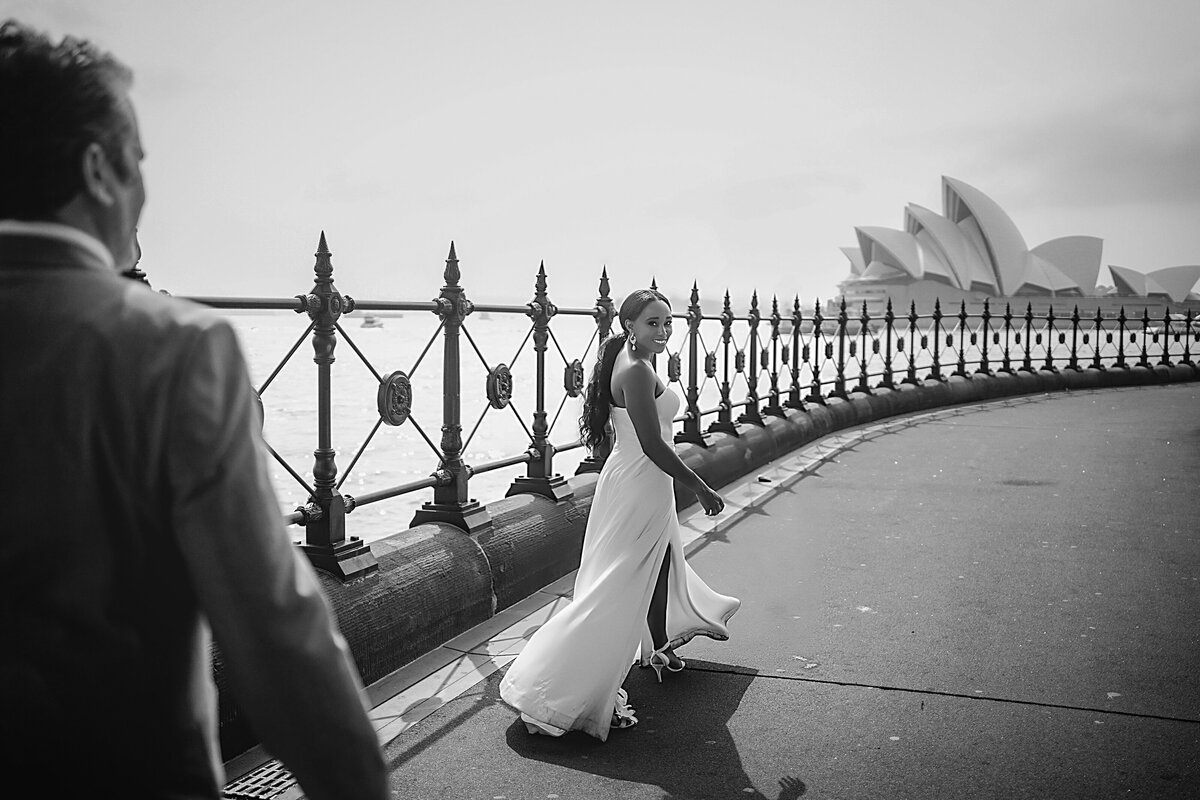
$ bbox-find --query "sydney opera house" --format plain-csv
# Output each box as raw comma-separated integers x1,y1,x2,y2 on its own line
835,176,1200,317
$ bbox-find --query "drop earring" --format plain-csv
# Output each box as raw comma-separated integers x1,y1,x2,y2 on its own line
628,333,637,352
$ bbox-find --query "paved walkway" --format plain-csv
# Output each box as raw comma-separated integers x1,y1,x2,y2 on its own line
232,384,1200,800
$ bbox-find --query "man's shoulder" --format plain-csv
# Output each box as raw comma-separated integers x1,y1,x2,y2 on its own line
79,277,242,362
119,283,229,335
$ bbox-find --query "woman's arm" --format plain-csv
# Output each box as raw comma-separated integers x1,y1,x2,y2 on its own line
621,360,716,501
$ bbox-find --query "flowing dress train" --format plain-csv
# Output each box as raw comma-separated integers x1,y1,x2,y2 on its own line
500,389,740,740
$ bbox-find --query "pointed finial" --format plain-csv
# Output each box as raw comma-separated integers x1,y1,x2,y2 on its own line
313,231,333,280
689,281,699,306
650,276,658,292
444,241,460,286
535,260,547,295
598,266,610,299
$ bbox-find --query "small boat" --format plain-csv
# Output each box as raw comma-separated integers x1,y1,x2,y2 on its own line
361,315,384,328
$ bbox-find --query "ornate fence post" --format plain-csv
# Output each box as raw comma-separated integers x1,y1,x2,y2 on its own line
852,301,873,394
675,282,708,445
1067,305,1082,371
901,301,920,385
1042,305,1059,372
708,290,740,435
1115,306,1129,369
577,268,617,474
786,295,807,408
1091,308,1105,370
1158,308,1174,367
764,296,787,416
806,300,827,403
1183,309,1196,367
738,292,766,426
999,303,1015,374
411,243,492,535
926,298,945,382
830,298,849,399
879,298,897,389
1019,303,1035,373
509,263,573,501
295,232,378,581
1137,308,1152,368
952,300,969,377
977,299,993,376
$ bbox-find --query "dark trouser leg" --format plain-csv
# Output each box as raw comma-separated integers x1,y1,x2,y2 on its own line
647,544,672,650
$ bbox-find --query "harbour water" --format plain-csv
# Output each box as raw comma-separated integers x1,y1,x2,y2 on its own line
226,310,597,544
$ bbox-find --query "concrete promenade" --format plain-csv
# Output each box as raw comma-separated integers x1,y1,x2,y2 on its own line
246,383,1200,799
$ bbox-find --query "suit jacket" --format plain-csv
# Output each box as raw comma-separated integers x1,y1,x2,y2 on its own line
0,231,387,799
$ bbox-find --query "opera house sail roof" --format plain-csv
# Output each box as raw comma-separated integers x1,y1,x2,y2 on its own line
836,176,1200,314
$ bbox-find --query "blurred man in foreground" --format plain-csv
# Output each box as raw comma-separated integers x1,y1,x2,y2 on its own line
0,20,388,799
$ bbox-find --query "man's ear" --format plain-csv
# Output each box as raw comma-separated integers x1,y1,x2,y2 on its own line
80,142,116,206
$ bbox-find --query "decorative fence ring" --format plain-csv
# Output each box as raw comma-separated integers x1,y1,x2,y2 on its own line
759,350,770,370
377,370,413,426
563,359,585,397
668,353,682,382
781,345,790,363
704,352,718,378
735,350,746,372
487,364,513,409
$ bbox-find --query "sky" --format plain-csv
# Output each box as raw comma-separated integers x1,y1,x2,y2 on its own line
10,0,1200,311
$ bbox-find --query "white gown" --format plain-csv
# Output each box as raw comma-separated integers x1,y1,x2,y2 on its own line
500,389,741,740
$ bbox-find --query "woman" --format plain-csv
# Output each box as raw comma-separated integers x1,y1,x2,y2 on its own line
500,287,740,740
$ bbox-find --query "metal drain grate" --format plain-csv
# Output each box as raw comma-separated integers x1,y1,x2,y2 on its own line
222,759,298,799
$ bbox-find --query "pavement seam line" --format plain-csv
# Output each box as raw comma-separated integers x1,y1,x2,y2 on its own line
683,665,1200,725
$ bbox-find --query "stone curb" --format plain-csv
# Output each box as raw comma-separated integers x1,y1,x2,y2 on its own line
216,362,1198,755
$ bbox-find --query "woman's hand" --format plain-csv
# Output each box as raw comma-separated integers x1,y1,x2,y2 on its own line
697,483,725,516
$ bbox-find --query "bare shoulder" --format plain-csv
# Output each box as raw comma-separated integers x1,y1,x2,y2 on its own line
612,355,656,399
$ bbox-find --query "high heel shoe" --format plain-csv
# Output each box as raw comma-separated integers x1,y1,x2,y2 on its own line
648,647,686,682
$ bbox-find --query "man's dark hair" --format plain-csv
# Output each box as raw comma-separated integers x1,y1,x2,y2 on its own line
0,19,133,220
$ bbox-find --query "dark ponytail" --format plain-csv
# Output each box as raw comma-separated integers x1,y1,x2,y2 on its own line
579,332,628,453
578,287,670,454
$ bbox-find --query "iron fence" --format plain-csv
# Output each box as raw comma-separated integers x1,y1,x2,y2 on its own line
178,233,1198,580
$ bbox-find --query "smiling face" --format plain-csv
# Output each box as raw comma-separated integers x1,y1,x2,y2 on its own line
625,298,673,356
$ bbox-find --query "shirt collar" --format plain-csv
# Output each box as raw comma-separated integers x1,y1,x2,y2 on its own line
0,220,116,272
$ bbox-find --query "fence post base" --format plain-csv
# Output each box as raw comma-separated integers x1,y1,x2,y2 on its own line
300,537,378,582
673,429,709,447
507,475,574,503
411,500,494,536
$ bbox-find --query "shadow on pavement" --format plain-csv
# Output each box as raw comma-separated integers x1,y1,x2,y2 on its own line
504,660,806,800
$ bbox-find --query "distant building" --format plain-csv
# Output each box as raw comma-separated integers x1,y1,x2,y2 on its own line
835,176,1200,318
